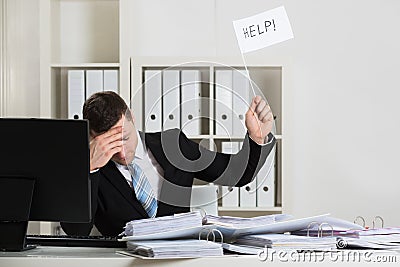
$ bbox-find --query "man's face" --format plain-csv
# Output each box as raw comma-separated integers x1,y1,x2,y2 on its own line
110,114,138,165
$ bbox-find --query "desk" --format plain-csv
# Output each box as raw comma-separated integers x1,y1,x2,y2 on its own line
1,246,400,267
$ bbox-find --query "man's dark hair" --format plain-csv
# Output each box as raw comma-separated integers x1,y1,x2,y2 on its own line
83,91,129,134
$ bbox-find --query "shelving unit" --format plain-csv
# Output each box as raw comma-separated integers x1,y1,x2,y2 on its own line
38,0,288,228
131,57,284,216
39,0,132,118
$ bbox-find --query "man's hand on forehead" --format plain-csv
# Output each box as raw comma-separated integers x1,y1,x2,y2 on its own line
89,126,123,171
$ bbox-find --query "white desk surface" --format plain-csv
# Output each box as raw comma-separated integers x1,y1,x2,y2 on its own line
1,246,400,267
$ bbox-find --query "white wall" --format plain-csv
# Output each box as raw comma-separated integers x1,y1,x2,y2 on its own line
284,0,400,226
0,0,40,117
129,0,400,226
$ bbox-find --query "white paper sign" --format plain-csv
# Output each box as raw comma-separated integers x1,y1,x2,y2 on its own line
233,6,294,53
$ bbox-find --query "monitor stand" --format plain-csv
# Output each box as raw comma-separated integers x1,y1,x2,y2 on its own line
0,177,37,251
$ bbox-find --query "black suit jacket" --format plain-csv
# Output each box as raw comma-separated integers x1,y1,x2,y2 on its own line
62,129,275,236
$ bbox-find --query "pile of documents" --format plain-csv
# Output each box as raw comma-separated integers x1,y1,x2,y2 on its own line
123,239,223,258
235,233,337,251
336,228,400,249
203,214,292,228
123,211,203,237
120,211,400,258
210,214,336,241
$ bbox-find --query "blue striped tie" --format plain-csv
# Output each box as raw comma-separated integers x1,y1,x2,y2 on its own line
130,163,158,218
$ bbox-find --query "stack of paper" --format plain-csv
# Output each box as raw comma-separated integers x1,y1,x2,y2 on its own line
210,214,333,241
235,233,337,251
222,243,262,255
124,239,223,258
123,211,203,237
291,216,364,237
337,228,400,249
204,214,292,228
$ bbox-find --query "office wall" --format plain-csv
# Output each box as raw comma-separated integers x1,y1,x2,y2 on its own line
0,0,40,117
129,0,400,226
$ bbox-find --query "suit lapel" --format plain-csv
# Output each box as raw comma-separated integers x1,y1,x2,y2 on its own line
142,131,192,191
141,131,170,170
101,161,148,218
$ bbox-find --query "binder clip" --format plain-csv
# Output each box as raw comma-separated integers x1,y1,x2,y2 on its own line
198,228,223,244
353,216,366,228
306,221,320,237
372,215,384,229
306,221,333,237
318,222,334,237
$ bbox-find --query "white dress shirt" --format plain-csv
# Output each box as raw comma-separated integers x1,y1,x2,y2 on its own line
114,131,164,199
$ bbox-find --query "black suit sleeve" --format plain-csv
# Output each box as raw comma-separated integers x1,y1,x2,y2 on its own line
178,131,276,186
60,171,100,236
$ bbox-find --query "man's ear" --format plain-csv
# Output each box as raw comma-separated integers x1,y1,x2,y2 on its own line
131,110,135,123
125,109,135,124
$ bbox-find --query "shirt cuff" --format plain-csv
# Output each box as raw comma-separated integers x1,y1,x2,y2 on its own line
90,168,99,174
249,132,275,146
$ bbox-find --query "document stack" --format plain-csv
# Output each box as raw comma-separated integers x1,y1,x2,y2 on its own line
204,213,291,228
220,216,363,254
336,227,400,250
120,211,376,257
123,211,203,238
121,211,223,258
124,239,223,258
235,233,337,251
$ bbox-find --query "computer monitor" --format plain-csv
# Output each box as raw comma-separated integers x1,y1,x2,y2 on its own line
0,118,91,251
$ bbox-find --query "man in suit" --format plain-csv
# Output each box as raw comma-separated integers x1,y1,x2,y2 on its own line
62,91,276,236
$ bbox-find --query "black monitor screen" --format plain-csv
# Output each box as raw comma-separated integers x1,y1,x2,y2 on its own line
0,118,91,223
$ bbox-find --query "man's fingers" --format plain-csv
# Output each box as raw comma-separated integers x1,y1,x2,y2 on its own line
105,146,123,159
102,140,123,153
261,111,273,123
95,128,123,145
255,99,266,114
258,104,271,120
249,97,258,112
96,126,123,139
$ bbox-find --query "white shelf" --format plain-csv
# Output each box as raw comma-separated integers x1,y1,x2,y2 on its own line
51,63,120,68
189,134,282,140
218,206,282,212
213,136,247,140
185,135,210,139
